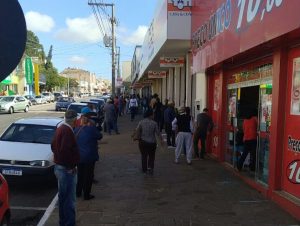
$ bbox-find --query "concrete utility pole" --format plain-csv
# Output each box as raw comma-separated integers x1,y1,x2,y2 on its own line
88,2,116,96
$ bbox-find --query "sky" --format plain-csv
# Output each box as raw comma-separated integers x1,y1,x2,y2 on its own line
18,0,158,80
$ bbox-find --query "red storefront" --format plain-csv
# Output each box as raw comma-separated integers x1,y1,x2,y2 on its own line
192,0,300,220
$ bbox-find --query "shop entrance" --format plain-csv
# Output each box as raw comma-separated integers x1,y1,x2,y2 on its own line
226,83,272,184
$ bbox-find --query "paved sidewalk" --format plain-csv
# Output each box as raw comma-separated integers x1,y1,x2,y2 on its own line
45,114,299,226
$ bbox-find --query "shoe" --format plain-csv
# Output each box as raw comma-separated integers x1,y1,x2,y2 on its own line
76,193,82,198
92,179,98,184
174,160,179,164
84,195,95,200
116,132,120,134
147,169,154,175
187,161,192,165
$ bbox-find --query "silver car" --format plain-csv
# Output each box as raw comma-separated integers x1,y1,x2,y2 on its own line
0,96,30,114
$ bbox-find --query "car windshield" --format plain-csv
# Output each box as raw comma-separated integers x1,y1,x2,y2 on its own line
57,97,72,102
68,104,86,114
42,93,50,96
0,124,56,144
0,97,14,102
35,96,41,98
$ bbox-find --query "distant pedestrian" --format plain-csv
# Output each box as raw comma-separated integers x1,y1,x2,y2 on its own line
237,109,258,172
164,101,176,147
172,106,194,164
193,108,214,159
129,94,138,121
153,97,162,130
103,99,120,135
134,108,164,175
75,107,102,200
51,109,80,226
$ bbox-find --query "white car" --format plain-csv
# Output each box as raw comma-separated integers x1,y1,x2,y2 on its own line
0,117,63,178
34,95,47,104
0,96,30,114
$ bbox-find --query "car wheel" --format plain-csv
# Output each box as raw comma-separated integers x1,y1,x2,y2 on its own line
8,107,13,114
24,106,29,112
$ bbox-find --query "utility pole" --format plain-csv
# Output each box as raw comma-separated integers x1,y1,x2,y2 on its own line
88,2,116,96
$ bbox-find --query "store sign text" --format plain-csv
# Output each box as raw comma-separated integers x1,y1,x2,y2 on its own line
192,0,284,51
288,136,300,153
192,0,232,50
287,160,300,184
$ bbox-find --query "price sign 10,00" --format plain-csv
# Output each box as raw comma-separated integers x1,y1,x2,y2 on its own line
287,160,300,184
237,0,283,30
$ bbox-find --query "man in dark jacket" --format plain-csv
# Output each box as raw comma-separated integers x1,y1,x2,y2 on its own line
51,109,80,226
193,108,214,159
75,107,102,200
164,101,176,147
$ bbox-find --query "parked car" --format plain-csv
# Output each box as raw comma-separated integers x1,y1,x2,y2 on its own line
0,173,10,225
88,98,105,119
53,92,62,101
42,92,54,103
23,95,37,106
81,101,104,131
67,103,88,116
0,96,30,114
34,95,47,104
0,117,63,178
55,97,75,111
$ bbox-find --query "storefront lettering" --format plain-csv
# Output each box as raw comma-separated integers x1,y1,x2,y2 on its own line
192,0,231,50
287,160,300,184
192,0,285,51
237,0,283,30
288,136,300,153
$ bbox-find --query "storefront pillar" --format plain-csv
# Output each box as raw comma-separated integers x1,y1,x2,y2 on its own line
269,46,288,192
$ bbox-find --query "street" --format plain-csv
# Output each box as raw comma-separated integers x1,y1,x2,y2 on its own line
0,102,63,226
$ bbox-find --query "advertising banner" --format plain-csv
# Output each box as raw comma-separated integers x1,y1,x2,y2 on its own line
291,58,300,115
282,52,300,199
160,57,184,67
25,57,33,85
192,0,300,72
148,71,167,79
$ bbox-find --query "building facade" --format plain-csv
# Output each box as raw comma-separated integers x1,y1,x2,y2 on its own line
191,0,300,220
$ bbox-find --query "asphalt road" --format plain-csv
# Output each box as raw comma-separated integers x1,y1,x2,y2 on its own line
0,102,63,226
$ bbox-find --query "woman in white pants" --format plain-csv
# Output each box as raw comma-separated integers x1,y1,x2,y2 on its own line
172,106,194,164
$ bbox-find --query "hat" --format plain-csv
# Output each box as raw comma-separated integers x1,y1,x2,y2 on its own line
65,109,77,120
178,106,186,114
81,106,94,116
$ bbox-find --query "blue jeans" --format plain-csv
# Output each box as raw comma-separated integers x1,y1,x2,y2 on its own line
54,165,77,226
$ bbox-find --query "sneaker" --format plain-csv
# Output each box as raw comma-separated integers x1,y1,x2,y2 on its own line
174,160,179,164
187,161,192,165
84,195,95,200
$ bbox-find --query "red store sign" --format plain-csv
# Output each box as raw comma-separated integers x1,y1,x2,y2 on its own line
191,0,300,72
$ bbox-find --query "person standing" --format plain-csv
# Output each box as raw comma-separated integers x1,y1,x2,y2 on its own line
237,109,258,172
172,106,194,164
51,109,80,226
103,99,120,135
129,94,138,121
193,108,214,159
164,101,176,147
75,107,102,200
135,109,164,175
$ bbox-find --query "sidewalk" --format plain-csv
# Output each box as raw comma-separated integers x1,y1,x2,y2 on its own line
45,114,299,226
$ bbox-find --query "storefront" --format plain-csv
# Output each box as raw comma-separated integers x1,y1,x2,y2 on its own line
192,0,300,220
